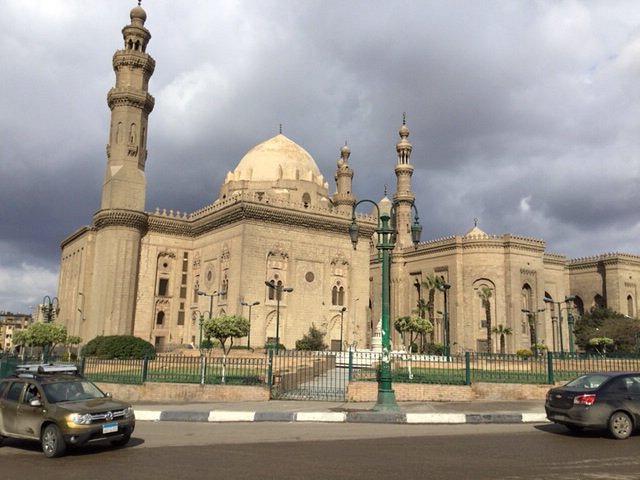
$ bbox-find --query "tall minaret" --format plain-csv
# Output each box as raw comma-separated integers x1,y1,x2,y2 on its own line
88,2,155,338
392,114,416,249
101,1,155,210
333,143,356,215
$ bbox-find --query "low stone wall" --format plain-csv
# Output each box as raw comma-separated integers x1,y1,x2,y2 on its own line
95,382,269,403
346,381,551,402
96,380,552,403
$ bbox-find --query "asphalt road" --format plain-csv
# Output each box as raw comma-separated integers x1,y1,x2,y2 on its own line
2,422,640,479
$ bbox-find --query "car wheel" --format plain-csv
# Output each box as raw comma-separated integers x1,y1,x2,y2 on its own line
110,434,131,447
608,411,633,440
42,424,67,458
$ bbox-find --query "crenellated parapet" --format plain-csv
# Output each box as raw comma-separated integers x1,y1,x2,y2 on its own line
187,191,376,223
569,252,640,269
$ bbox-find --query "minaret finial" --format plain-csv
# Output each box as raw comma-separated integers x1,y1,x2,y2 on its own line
384,184,388,196
474,217,478,227
279,124,282,134
402,112,406,125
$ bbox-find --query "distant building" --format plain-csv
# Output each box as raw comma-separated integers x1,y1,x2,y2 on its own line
56,3,640,354
0,312,32,352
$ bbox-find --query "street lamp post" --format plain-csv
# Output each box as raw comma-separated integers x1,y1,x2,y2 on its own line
191,310,205,352
339,307,347,352
197,290,226,349
521,307,545,355
264,281,293,353
41,296,59,362
240,300,260,350
543,295,576,354
437,284,451,357
349,197,421,411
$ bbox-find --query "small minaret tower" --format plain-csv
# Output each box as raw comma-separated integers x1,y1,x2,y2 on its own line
333,142,356,215
392,114,416,249
88,2,155,338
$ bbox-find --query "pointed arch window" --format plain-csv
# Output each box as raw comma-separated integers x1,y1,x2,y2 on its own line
628,295,634,318
156,311,164,326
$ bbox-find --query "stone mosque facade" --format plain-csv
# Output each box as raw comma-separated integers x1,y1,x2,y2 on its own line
57,4,640,354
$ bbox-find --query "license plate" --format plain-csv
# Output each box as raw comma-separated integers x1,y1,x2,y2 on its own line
102,422,118,434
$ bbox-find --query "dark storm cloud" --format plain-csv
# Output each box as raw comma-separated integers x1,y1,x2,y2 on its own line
2,0,640,312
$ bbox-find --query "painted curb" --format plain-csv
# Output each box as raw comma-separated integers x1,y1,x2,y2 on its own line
133,409,549,425
208,411,256,422
405,413,466,424
295,412,347,423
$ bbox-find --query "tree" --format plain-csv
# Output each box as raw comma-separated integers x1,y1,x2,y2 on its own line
574,307,640,353
394,315,433,352
588,337,614,356
295,325,328,351
203,315,250,383
13,322,68,360
491,324,512,354
421,274,446,344
479,287,493,353
64,335,82,359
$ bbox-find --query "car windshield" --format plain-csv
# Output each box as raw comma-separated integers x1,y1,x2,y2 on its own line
41,380,106,403
565,374,611,389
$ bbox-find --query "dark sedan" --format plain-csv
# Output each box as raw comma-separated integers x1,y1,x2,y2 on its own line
545,371,640,439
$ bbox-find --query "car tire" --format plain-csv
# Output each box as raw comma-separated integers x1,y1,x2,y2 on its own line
42,424,67,458
608,411,633,440
110,434,131,447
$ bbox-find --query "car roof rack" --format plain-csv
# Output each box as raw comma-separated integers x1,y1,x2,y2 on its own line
15,363,79,376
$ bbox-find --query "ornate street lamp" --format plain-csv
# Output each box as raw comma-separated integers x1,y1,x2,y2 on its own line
191,310,205,352
339,307,347,352
437,283,451,357
240,300,260,350
350,197,421,411
264,281,293,353
543,295,576,354
521,307,545,355
41,296,59,361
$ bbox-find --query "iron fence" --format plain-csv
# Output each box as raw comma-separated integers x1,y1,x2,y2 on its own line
4,351,640,392
80,355,266,386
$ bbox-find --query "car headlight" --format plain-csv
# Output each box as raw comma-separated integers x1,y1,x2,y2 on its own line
124,407,135,419
69,413,93,425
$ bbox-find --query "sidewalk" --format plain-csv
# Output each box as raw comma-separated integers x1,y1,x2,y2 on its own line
132,399,549,425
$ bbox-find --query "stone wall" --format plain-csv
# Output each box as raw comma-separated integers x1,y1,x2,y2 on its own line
95,382,270,403
97,380,551,403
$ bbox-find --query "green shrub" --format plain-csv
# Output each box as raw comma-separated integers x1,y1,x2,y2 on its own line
516,348,533,359
81,335,156,359
264,340,286,351
295,325,327,351
423,343,444,355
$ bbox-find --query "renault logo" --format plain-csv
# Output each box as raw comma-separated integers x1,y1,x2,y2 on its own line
105,411,113,421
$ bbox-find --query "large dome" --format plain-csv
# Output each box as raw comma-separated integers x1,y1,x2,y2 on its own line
227,133,323,183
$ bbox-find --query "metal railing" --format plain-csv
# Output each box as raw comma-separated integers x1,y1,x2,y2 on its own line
5,351,640,389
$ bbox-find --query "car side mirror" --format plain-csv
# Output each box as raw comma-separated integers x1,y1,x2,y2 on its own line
105,392,112,398
30,398,42,407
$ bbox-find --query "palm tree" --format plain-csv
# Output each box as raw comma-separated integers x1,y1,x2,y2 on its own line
422,274,446,344
479,286,493,353
413,297,430,349
491,324,512,354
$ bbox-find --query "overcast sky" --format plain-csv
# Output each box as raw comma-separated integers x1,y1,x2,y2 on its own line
2,0,640,314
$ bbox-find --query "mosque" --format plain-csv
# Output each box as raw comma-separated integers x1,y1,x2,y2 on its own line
56,3,640,354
